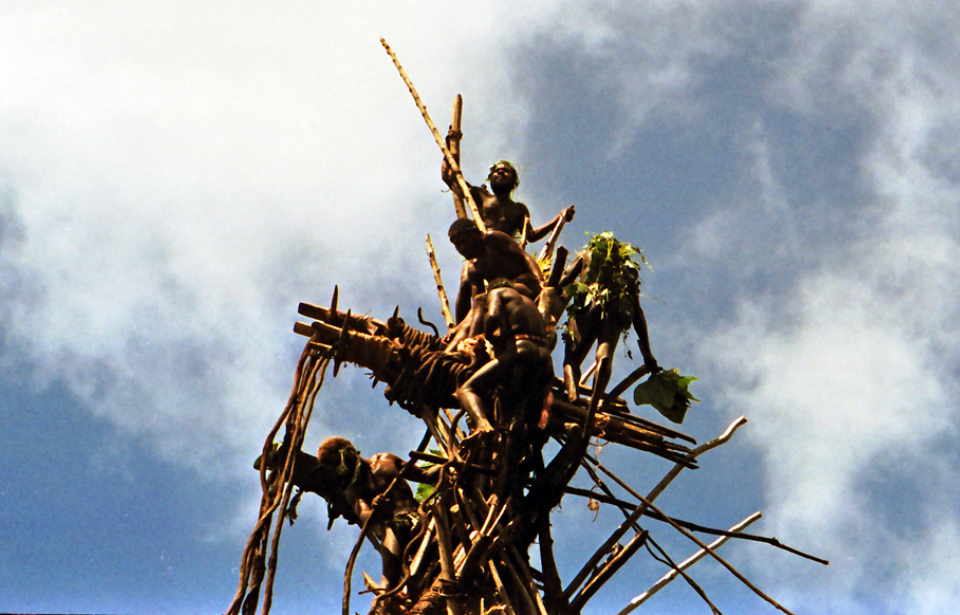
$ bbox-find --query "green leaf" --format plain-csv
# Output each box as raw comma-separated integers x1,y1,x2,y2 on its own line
633,369,700,424
415,482,437,503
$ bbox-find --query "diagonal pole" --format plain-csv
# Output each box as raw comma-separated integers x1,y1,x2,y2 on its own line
380,38,485,231
616,512,762,615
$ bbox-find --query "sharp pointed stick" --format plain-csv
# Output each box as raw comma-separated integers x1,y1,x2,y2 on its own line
426,234,456,332
616,512,763,615
380,38,485,231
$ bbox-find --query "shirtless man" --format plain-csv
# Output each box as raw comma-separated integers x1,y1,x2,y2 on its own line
442,158,575,242
455,279,553,435
447,217,544,327
256,438,436,590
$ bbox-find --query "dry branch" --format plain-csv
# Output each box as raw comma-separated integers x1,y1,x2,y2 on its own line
564,416,746,601
616,512,762,615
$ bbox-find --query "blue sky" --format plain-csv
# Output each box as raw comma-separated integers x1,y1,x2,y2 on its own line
2,1,959,613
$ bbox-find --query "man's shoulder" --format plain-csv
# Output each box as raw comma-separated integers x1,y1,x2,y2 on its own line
484,229,516,244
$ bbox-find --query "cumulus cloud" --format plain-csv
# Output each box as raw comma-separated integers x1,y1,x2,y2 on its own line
0,0,566,477
5,1,960,612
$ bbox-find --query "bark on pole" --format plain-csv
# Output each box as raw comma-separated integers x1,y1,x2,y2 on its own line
426,234,456,332
449,95,467,220
380,38,485,232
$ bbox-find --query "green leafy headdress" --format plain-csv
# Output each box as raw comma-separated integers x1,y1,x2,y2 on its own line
563,232,650,337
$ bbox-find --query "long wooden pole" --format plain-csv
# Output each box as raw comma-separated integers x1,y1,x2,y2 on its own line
449,95,467,219
380,38,485,231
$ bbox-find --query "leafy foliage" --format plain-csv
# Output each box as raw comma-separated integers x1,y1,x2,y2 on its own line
633,369,700,424
415,481,437,503
563,232,650,341
414,449,443,503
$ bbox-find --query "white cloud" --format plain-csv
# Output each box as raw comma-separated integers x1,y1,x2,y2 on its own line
5,1,960,612
0,0,553,476
683,2,960,611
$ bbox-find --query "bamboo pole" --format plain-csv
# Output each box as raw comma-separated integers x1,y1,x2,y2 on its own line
449,95,467,219
426,234,456,332
380,38,485,232
616,512,762,615
536,210,570,264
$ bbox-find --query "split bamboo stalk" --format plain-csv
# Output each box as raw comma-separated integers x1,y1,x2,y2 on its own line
426,234,455,332
616,512,762,615
488,559,519,615
408,518,436,578
570,528,649,611
504,553,549,615
448,504,475,566
380,38,485,232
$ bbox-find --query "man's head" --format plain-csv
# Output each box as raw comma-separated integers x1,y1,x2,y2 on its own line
448,217,483,259
487,160,519,196
317,436,361,484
